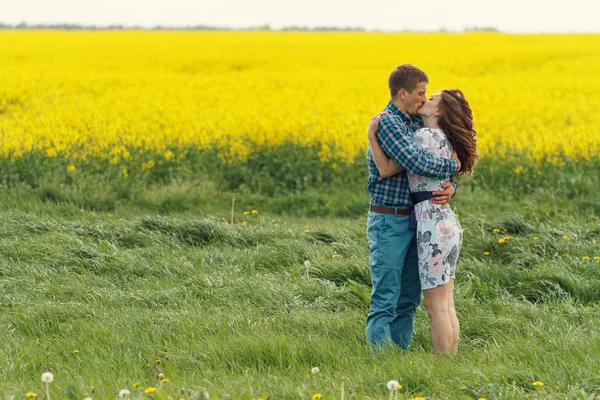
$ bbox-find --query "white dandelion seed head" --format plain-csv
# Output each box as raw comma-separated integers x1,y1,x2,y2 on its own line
304,260,311,267
158,373,165,379
386,380,400,391
311,367,320,374
118,390,131,397
41,372,54,383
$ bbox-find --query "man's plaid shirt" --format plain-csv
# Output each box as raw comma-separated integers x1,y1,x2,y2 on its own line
368,101,459,207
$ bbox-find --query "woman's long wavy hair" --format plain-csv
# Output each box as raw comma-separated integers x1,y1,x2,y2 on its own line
438,89,479,175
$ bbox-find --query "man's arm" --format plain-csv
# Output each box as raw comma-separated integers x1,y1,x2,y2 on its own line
378,115,459,179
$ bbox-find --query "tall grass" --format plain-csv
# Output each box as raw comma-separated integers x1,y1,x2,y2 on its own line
1,184,599,399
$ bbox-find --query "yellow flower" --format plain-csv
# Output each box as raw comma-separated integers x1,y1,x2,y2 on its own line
332,253,340,259
89,211,95,215
26,392,38,398
493,228,500,233
594,256,600,261
243,211,250,215
155,359,161,364
67,164,76,172
583,256,589,260
180,256,185,260
479,398,487,400
241,221,248,225
251,209,258,215
223,221,229,225
73,349,80,354
80,209,85,213
483,252,490,256
132,382,141,388
161,378,169,383
459,386,466,390
414,397,426,400
311,394,322,400
534,237,539,240
498,238,505,244
304,229,311,233
533,381,544,386
562,235,570,240
565,247,569,252
107,213,113,217
145,387,156,394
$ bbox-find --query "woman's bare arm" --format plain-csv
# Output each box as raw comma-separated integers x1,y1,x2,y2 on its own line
368,113,404,178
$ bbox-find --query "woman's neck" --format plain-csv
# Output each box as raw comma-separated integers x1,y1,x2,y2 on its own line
422,116,440,129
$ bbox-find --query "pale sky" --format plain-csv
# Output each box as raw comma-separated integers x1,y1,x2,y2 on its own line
0,0,597,33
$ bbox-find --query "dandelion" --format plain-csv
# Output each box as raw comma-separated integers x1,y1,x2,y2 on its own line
251,209,258,215
595,256,600,261
533,381,544,387
311,394,322,400
562,235,570,240
161,378,169,384
157,374,164,380
243,211,250,215
89,211,94,215
386,380,400,391
414,397,426,400
155,359,161,364
483,251,490,256
241,221,248,225
534,237,539,240
583,256,589,260
311,367,320,374
26,393,37,398
79,209,85,213
132,382,141,389
180,256,185,260
223,221,229,225
459,386,466,390
498,238,505,244
67,165,76,172
145,388,156,394
304,229,311,233
493,228,500,233
119,390,131,397
479,398,487,400
107,213,113,217
332,253,340,259
42,372,54,383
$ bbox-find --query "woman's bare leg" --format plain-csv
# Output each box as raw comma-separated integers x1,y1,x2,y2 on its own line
423,284,454,353
446,279,459,352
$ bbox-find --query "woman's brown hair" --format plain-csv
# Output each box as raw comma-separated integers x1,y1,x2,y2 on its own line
438,89,479,175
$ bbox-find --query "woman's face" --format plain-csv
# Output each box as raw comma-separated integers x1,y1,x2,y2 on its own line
417,92,442,118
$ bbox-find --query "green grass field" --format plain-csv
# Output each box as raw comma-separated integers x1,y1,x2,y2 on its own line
1,179,599,399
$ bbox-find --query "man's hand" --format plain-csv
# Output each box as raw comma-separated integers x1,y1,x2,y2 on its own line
431,182,455,208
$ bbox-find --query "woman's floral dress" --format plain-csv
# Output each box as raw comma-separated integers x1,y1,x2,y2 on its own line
408,127,462,290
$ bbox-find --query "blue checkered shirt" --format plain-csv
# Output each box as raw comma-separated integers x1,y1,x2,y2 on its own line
368,101,459,207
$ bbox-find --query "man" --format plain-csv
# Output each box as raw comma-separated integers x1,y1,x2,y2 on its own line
366,64,460,349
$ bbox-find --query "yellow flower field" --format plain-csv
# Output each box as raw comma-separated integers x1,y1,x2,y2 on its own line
1,31,599,167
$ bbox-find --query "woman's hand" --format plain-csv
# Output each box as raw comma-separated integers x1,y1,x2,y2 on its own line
367,112,385,141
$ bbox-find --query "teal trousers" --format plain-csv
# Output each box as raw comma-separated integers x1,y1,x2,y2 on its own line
366,211,421,349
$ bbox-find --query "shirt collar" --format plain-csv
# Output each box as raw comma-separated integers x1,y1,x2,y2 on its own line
385,100,421,126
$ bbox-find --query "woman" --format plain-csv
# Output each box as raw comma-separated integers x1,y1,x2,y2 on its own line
367,89,478,353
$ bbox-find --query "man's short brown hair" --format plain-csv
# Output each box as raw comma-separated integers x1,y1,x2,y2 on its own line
388,64,429,98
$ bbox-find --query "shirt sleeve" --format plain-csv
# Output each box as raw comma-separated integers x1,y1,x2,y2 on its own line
377,115,459,179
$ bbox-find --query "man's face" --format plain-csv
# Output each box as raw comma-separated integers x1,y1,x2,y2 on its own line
403,82,428,115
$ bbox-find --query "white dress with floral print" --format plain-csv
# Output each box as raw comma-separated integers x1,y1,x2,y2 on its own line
408,127,462,290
